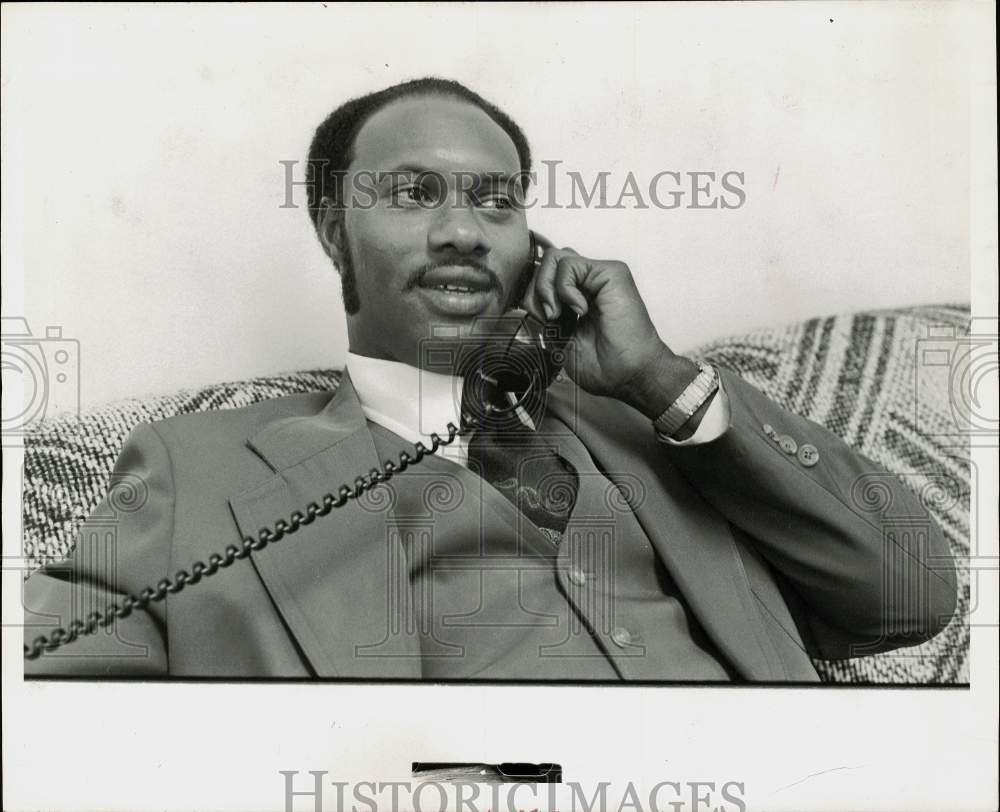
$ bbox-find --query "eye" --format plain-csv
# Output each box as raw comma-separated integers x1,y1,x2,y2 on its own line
391,183,434,206
477,194,514,211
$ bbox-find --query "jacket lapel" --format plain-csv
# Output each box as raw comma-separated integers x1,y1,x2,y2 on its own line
545,381,784,681
228,371,421,678
226,367,786,681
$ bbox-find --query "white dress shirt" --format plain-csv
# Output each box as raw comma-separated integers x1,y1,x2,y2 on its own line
345,352,731,468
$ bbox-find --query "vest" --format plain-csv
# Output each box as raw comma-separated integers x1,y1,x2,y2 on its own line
367,413,737,682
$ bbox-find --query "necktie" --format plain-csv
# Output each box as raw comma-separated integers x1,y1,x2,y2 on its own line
461,375,580,546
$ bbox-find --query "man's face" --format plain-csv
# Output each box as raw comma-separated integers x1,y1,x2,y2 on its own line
332,95,531,371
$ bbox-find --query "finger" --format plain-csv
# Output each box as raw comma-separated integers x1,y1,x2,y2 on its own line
518,244,550,320
519,232,557,320
532,231,555,252
527,245,571,320
554,256,591,316
517,238,547,321
519,269,547,323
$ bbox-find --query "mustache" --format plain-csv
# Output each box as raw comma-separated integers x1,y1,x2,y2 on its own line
405,259,503,295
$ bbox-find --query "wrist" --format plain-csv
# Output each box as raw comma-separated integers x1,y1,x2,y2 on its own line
669,387,719,441
620,345,701,420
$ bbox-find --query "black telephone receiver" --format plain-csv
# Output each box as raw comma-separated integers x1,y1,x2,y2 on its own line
24,230,578,659
458,230,578,423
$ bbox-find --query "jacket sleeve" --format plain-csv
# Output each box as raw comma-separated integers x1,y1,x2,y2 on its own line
23,423,174,677
661,367,958,659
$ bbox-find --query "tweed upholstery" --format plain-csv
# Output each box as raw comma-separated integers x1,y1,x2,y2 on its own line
21,304,971,683
694,304,970,684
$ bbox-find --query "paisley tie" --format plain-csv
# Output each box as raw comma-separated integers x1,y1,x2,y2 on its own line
461,377,580,546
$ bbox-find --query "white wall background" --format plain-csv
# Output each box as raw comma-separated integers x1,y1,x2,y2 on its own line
2,3,973,409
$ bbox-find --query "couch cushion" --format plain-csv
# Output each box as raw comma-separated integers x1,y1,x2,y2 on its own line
22,304,971,683
692,304,970,684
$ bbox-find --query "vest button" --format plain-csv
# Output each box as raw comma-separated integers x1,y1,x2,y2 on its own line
611,627,633,648
568,566,587,586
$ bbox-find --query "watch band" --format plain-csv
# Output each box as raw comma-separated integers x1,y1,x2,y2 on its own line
652,362,719,439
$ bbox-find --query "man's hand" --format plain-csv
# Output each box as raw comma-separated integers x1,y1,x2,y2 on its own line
520,236,705,426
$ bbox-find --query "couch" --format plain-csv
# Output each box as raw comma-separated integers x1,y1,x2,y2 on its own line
22,303,971,683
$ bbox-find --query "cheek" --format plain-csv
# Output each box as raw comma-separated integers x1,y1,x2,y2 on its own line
501,241,533,301
348,212,424,287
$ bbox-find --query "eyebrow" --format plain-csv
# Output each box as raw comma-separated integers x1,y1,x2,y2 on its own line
382,165,514,185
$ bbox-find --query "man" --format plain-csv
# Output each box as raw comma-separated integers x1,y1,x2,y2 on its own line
23,78,956,680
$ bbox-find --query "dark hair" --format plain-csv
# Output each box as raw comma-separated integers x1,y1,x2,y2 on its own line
305,76,533,229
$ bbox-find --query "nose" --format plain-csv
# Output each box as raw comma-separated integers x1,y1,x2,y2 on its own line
427,195,491,259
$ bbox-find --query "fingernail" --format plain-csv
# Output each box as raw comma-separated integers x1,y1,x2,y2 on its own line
570,303,585,316
543,303,555,320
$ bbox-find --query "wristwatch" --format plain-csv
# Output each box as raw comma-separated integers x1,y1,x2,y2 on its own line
652,362,719,440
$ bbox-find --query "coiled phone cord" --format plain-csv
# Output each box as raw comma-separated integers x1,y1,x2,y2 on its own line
23,415,479,660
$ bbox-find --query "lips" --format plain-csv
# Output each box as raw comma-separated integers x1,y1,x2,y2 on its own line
416,265,498,317
419,265,495,294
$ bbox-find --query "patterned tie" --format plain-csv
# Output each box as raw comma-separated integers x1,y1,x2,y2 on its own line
461,374,580,546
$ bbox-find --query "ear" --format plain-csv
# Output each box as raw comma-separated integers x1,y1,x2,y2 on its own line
317,196,347,270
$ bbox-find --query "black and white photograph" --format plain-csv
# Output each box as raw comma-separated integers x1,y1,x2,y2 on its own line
3,3,997,811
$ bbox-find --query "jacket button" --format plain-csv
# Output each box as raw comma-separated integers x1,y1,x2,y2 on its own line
568,565,587,586
797,444,820,467
611,627,633,648
777,434,798,455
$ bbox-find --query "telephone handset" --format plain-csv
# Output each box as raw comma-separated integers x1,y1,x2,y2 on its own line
24,230,578,659
458,230,577,426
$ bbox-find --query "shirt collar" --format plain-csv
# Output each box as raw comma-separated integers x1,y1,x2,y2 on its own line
345,351,467,451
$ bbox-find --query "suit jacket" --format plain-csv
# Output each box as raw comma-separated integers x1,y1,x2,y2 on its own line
23,368,957,680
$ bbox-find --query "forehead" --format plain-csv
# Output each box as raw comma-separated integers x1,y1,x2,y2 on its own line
349,95,520,175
